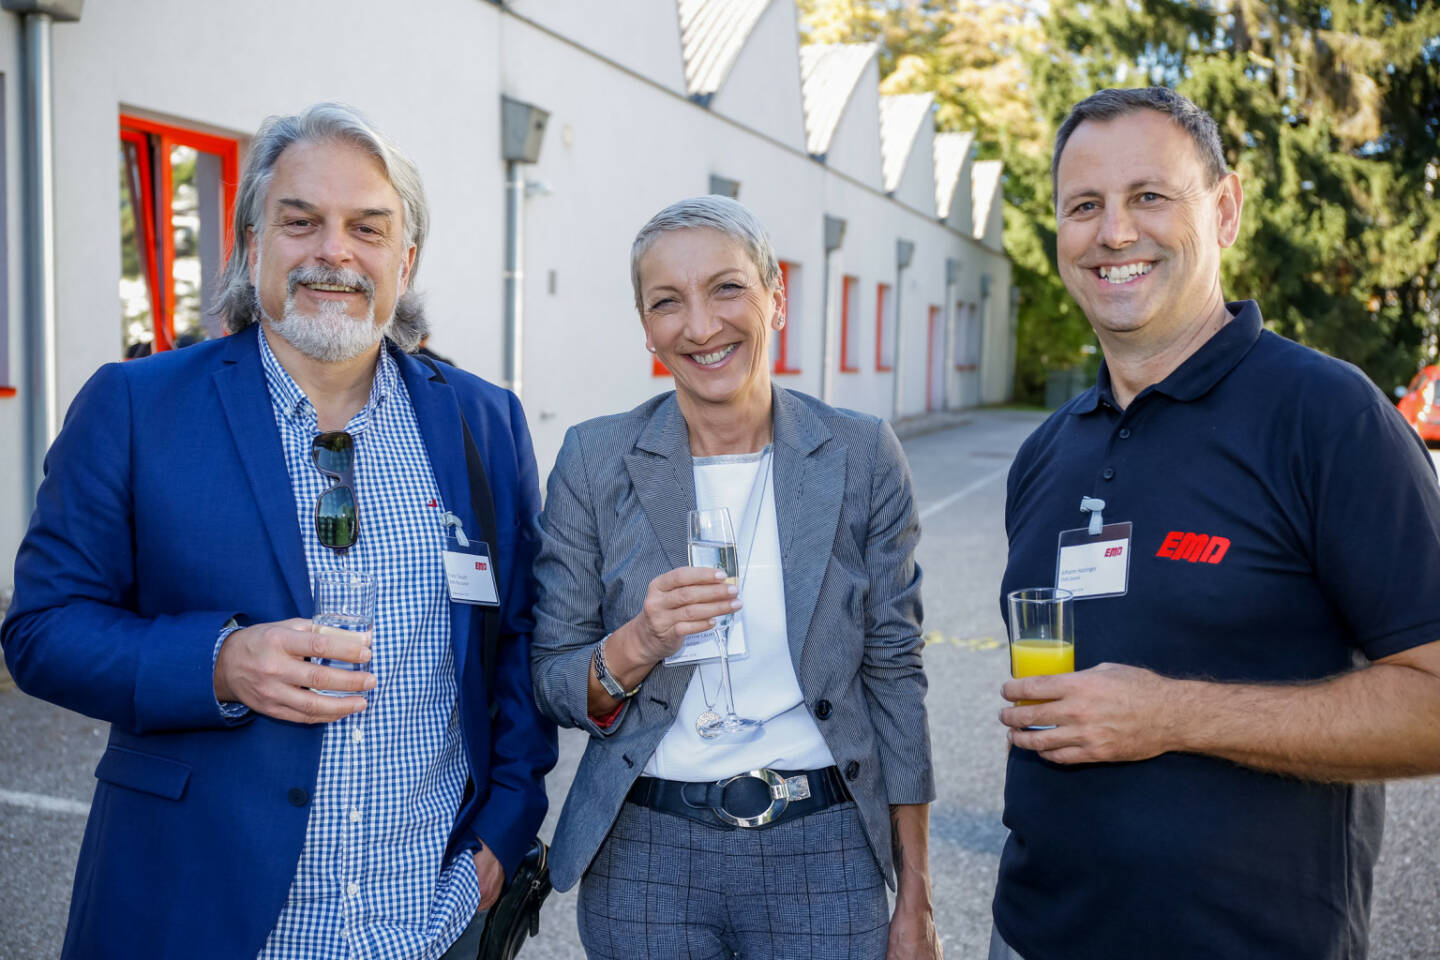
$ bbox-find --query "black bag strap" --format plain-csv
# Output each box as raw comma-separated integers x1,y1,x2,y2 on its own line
418,356,501,719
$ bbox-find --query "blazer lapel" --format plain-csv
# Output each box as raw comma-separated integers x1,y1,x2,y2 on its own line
620,395,699,707
212,326,311,614
397,348,476,679
772,388,844,665
622,394,695,572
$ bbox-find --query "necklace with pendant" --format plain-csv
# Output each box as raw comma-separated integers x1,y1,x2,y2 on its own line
693,448,771,737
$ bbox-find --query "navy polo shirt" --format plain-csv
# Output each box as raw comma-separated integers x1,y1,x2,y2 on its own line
995,301,1440,960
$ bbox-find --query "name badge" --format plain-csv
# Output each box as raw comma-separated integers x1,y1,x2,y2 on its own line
1055,521,1132,599
664,618,750,666
443,536,500,606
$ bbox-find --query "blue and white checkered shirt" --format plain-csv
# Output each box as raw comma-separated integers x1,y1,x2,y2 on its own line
255,328,479,960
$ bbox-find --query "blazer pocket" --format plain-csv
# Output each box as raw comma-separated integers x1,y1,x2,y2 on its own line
94,745,192,801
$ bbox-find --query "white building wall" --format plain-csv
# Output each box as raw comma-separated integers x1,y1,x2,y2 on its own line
506,0,687,96
0,13,23,595
822,59,883,188
708,0,808,152
944,155,975,234
0,0,1014,592
892,122,937,216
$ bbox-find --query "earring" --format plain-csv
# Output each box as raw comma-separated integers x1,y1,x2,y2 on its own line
775,316,786,329
647,345,656,353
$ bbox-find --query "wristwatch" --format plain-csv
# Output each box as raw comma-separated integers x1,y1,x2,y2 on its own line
593,634,641,700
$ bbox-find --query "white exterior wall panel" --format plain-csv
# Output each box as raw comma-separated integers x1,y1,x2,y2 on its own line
0,13,23,587
707,0,808,152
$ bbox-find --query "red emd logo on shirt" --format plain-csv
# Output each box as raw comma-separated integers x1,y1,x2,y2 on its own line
1156,531,1230,564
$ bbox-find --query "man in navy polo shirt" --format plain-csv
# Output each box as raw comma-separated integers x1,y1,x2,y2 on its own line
992,87,1440,960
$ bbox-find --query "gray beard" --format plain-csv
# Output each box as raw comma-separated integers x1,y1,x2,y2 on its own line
256,259,392,363
268,298,388,363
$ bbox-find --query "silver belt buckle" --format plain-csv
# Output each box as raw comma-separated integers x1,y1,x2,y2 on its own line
714,769,811,828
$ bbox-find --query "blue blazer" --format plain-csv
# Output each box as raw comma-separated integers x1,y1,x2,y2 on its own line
1,325,557,960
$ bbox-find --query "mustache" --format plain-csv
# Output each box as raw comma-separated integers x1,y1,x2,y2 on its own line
286,265,375,300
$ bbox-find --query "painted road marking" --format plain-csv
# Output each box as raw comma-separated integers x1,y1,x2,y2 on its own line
0,788,90,816
926,632,1002,650
918,464,1010,522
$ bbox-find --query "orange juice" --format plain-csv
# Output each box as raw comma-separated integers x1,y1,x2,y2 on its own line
1010,638,1074,705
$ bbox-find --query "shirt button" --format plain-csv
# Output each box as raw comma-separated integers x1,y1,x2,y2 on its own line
287,788,309,807
349,808,362,823
346,882,360,897
1102,467,1116,480
351,729,364,744
814,700,832,720
1118,428,1131,439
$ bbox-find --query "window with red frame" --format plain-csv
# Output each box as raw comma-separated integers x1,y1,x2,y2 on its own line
875,282,894,371
839,275,860,373
119,115,239,357
954,301,981,371
773,260,802,375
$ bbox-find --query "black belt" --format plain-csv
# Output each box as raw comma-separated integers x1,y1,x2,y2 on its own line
626,766,851,830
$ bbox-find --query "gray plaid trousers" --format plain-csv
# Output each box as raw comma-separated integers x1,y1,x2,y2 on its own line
578,801,889,959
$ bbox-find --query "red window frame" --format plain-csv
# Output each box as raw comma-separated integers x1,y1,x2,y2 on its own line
839,275,859,373
120,114,239,353
774,260,801,375
875,282,893,372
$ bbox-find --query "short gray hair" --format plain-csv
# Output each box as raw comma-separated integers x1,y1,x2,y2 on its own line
630,195,781,311
1052,87,1228,199
210,102,430,350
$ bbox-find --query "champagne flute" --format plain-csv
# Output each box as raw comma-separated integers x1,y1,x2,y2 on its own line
687,507,763,742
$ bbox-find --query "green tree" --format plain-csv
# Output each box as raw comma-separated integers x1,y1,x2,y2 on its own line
799,0,1440,401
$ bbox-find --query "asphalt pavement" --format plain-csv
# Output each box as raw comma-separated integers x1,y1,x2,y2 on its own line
2,411,1437,958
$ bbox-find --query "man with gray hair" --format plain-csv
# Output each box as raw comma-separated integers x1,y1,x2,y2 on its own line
2,102,556,959
992,86,1440,959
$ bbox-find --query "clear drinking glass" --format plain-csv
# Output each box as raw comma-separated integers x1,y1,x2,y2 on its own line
311,569,377,697
687,507,763,743
1006,587,1075,725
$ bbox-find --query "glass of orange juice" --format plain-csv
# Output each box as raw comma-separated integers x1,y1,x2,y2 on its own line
1006,588,1075,717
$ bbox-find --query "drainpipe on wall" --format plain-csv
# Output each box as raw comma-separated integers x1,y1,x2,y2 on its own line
890,238,913,421
978,271,992,404
818,214,846,404
499,96,549,401
943,257,960,410
3,0,82,505
1006,285,1021,403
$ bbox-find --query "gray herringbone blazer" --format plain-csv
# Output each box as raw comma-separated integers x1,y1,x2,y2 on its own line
530,386,934,892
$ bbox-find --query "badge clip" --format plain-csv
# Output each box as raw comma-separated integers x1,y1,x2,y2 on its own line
440,511,470,547
1079,496,1106,537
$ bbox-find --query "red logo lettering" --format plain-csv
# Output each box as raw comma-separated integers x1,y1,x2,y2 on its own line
1104,545,1124,558
474,561,487,571
1156,531,1230,565
426,498,438,508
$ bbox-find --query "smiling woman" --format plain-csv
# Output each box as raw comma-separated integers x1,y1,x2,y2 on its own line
529,196,943,960
636,224,784,453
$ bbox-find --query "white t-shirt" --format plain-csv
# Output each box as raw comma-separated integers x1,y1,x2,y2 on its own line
643,449,837,780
